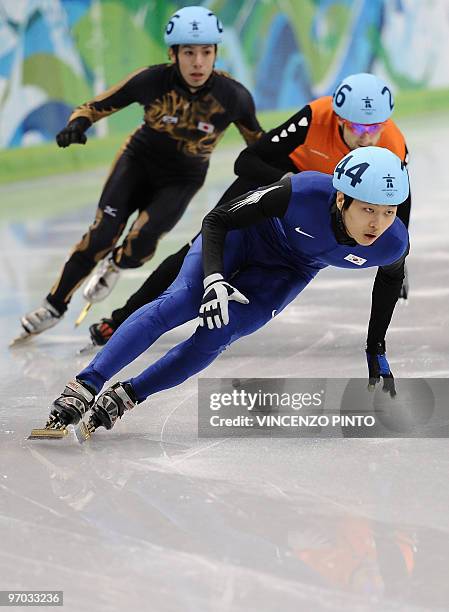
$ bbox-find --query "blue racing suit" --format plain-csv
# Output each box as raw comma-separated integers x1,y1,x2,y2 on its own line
78,172,408,401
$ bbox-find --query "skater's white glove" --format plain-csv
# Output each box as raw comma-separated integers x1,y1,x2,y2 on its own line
199,273,249,330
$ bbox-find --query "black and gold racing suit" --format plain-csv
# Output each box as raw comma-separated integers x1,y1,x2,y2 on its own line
47,63,262,314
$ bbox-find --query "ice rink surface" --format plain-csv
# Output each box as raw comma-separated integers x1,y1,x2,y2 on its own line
1,117,448,611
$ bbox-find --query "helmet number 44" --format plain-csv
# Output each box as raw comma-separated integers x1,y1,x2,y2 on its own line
334,155,370,187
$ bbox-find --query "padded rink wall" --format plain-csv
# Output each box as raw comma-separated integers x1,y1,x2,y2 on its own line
1,0,449,163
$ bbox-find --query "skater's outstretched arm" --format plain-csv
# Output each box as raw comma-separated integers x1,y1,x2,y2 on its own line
234,105,312,184
56,67,157,148
201,177,292,277
199,178,292,329
367,249,408,348
230,80,264,146
365,248,409,396
70,67,152,124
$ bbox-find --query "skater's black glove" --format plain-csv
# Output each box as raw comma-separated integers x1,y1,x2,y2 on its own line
399,263,409,301
366,341,396,398
56,117,91,148
199,273,249,330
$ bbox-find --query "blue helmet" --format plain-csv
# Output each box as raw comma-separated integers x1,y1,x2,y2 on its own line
332,73,395,124
164,6,223,46
332,146,409,205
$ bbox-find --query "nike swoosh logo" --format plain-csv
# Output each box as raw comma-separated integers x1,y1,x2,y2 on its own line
271,309,277,318
294,227,315,238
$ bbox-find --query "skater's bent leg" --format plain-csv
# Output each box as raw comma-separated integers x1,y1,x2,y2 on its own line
115,182,201,268
46,153,144,313
128,310,251,401
77,243,206,391
46,209,126,313
111,243,191,327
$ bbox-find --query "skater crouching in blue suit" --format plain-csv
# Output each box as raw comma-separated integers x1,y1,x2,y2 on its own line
30,146,410,441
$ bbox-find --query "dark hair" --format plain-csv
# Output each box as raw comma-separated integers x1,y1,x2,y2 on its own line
169,44,218,58
342,194,354,210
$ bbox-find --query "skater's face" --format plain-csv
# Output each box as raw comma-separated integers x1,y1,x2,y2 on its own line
336,191,397,246
338,118,385,150
170,45,216,90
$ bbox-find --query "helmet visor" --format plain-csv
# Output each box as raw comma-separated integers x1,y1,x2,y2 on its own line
343,120,386,136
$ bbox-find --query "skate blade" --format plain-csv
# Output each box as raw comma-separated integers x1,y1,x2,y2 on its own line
9,331,33,348
77,341,97,355
74,302,92,328
75,421,92,444
28,427,69,440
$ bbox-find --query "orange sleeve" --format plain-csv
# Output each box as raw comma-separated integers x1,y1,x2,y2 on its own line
378,120,407,161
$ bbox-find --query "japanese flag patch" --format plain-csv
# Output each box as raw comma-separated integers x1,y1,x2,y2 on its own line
344,253,367,266
198,121,215,134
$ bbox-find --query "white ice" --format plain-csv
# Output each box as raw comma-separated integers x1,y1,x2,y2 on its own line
0,116,448,611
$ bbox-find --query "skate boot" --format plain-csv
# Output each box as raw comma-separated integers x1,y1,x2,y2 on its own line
83,255,121,304
76,382,137,443
89,318,118,346
28,379,95,440
77,318,118,354
12,300,63,346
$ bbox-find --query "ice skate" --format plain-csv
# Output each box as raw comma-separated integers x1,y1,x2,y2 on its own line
28,379,95,440
11,300,63,346
76,318,117,354
9,330,34,348
75,382,137,443
77,340,99,356
89,318,118,346
83,256,121,303
75,256,121,327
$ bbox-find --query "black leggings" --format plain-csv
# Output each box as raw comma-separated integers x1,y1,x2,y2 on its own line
47,151,202,314
110,176,257,326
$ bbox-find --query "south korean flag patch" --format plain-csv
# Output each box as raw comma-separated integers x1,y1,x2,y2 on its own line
344,253,367,266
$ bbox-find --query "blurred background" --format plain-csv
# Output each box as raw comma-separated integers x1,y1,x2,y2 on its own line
1,0,449,182
2,0,449,329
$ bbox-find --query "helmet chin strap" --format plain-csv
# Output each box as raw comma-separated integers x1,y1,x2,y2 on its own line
335,195,354,240
336,205,347,233
338,123,351,149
